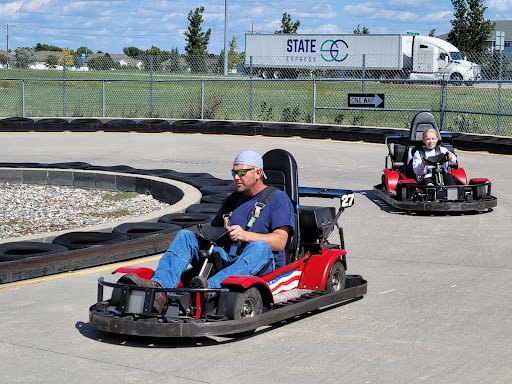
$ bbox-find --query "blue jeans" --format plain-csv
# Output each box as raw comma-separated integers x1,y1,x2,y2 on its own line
151,229,275,289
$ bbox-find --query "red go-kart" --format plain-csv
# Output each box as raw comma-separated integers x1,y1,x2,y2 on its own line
89,149,367,337
373,112,497,212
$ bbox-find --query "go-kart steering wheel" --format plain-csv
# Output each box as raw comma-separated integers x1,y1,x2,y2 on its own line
424,153,448,166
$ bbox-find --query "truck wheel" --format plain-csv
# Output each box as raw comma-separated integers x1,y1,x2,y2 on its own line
450,73,463,85
325,261,346,293
273,70,282,79
225,287,263,320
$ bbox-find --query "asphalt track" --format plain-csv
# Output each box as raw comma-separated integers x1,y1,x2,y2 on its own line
0,131,511,384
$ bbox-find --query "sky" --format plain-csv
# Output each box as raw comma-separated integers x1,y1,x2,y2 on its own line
0,0,511,54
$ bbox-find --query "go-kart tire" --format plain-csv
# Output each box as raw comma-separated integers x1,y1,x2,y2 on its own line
325,261,346,293
112,222,181,239
0,242,69,262
51,232,129,250
158,213,213,228
185,203,221,215
225,287,263,320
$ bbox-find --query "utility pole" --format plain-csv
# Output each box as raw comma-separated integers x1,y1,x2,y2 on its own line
5,24,11,52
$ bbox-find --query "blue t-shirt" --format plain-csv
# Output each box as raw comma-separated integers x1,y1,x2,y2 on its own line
211,187,295,268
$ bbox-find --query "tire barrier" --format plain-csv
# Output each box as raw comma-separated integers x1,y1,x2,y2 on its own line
52,232,130,250
185,203,222,215
0,242,69,262
112,222,181,239
170,119,204,133
34,118,70,132
158,212,214,228
67,118,103,132
0,117,509,154
136,119,170,133
199,185,235,195
201,194,228,204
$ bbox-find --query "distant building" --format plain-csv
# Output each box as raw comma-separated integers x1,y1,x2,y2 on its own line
437,20,512,57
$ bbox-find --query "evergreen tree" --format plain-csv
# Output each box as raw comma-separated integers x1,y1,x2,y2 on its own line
217,35,242,74
168,47,181,73
275,12,300,34
354,24,370,34
184,6,211,73
447,0,495,61
429,29,436,37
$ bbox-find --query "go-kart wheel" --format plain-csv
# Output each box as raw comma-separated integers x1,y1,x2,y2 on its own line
225,287,263,320
325,261,346,293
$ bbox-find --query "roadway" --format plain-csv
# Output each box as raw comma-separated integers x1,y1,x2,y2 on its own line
0,131,511,384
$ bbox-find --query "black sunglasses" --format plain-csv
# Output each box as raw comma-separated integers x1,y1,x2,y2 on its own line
231,168,258,177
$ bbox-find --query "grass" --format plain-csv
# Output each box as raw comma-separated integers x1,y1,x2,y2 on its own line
101,192,139,201
0,67,511,135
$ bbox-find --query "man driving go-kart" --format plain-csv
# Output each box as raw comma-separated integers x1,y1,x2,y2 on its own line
121,150,295,313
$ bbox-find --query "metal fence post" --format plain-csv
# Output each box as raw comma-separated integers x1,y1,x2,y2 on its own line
102,80,106,117
201,79,205,119
496,50,503,135
440,76,447,131
63,64,66,117
249,56,253,120
313,78,317,124
22,79,25,117
361,54,365,126
149,56,153,115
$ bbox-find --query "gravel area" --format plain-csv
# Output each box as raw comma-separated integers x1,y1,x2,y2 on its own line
0,183,171,239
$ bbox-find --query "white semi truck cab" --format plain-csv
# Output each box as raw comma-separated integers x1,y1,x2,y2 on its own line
410,36,481,82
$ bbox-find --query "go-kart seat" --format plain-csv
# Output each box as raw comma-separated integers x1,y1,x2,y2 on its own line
405,112,442,179
262,149,300,265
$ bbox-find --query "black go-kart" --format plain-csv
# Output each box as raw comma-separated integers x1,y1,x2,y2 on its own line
89,149,367,337
373,112,497,212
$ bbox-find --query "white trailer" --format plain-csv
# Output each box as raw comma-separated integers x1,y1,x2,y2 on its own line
245,33,481,82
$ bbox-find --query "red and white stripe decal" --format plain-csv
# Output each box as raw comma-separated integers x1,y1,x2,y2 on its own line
268,265,304,294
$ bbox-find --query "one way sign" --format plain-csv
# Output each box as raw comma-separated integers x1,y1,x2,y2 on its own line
348,93,385,108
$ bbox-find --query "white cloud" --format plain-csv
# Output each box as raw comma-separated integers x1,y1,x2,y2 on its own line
314,23,343,34
419,11,452,23
487,0,512,11
387,0,427,10
344,3,377,16
373,9,417,22
22,0,54,12
0,1,23,17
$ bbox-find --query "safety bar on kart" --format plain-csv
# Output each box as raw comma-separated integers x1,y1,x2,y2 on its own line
96,277,229,316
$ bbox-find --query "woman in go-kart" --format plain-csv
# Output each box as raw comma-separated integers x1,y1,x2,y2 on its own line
412,128,457,186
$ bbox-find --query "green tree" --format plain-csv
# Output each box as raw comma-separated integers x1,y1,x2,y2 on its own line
0,54,7,65
167,47,181,73
217,35,242,74
429,29,436,37
13,48,36,68
76,46,93,55
34,43,61,51
87,53,118,70
275,12,300,34
142,45,170,72
45,54,59,68
184,6,211,73
447,0,495,61
123,46,143,59
353,24,370,34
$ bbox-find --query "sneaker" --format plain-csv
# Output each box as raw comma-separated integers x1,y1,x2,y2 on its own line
189,276,211,302
120,273,167,313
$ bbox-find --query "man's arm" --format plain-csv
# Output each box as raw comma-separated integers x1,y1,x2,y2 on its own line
226,225,290,252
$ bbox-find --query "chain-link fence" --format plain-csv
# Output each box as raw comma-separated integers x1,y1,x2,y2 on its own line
0,52,511,136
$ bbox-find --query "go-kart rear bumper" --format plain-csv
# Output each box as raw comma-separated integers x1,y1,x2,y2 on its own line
373,184,497,212
89,276,367,337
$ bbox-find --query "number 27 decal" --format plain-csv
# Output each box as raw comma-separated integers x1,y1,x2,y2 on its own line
341,193,355,207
